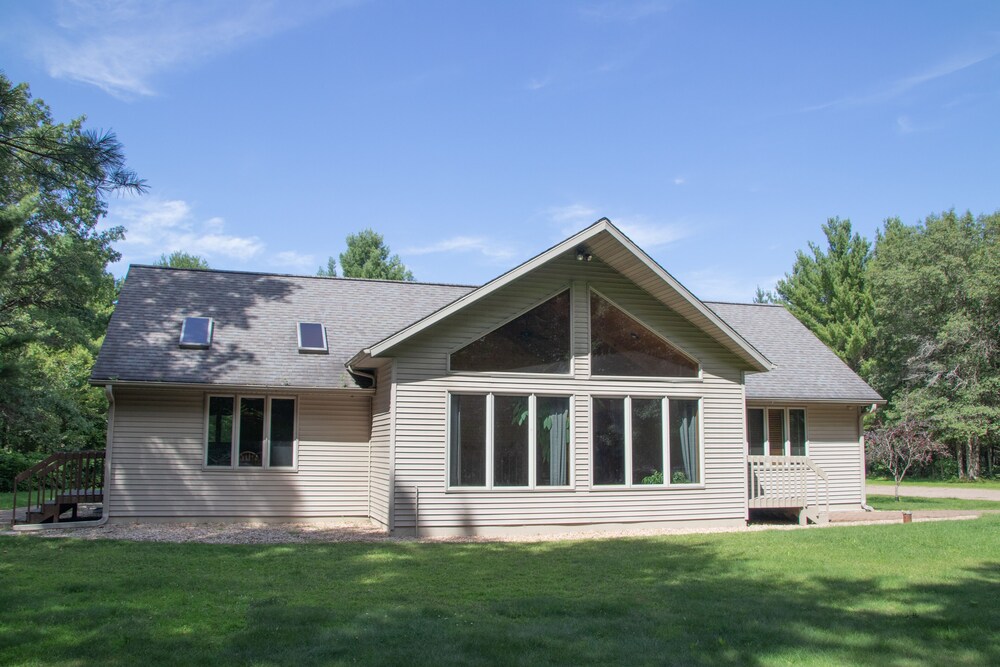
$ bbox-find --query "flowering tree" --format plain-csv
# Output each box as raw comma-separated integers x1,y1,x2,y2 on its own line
866,418,950,501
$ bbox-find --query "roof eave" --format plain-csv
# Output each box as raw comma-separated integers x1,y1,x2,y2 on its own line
364,218,772,371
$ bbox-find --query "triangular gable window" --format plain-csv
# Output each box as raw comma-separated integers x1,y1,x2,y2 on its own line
450,290,571,374
590,292,698,377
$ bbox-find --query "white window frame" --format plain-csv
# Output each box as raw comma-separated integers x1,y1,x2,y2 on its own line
179,316,214,349
446,391,574,491
750,406,808,457
203,394,299,471
590,395,705,489
446,285,574,378
297,322,329,354
587,287,703,382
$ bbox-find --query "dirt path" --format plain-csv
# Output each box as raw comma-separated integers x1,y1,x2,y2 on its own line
866,483,1000,501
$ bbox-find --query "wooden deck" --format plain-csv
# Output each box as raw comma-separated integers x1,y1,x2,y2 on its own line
748,455,830,524
11,451,105,526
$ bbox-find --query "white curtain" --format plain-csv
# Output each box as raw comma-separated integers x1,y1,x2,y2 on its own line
678,402,698,482
449,399,461,485
548,410,568,485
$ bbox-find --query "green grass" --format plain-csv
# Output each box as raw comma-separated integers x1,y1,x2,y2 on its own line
2,517,999,666
867,476,1000,490
0,492,13,511
866,495,1000,511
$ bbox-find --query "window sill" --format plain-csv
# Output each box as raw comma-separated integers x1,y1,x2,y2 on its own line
589,484,706,491
589,375,704,383
201,466,300,473
445,486,576,493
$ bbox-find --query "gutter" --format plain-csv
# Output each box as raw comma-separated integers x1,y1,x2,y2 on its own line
88,379,374,394
346,363,376,389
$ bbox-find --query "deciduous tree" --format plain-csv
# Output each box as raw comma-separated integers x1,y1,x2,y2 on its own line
868,210,1000,479
866,417,949,500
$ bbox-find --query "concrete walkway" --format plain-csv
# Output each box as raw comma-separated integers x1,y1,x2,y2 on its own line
866,482,1000,501
831,508,999,524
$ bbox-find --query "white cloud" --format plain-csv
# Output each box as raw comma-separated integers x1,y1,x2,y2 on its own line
615,217,688,248
526,77,551,91
272,250,318,272
403,236,517,261
547,203,600,225
680,268,783,303
546,203,686,248
673,176,686,186
802,47,1000,112
29,0,358,98
104,197,264,270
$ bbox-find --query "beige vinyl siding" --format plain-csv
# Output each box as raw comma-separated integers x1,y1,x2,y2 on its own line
747,402,865,509
368,364,393,527
387,251,751,531
108,386,373,519
803,404,865,508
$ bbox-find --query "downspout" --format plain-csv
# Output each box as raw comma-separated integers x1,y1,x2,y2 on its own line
860,403,875,512
93,384,115,526
346,364,376,388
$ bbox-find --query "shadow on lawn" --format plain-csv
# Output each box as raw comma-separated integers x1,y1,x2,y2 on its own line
1,538,998,666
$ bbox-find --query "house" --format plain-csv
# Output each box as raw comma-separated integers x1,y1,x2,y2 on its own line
85,219,882,535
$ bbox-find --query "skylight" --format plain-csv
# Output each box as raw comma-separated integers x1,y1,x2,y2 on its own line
298,322,328,353
179,317,213,349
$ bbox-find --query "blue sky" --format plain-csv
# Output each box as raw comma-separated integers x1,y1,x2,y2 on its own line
2,1,999,300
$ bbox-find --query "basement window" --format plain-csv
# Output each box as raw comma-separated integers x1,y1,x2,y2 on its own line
297,322,328,353
179,317,213,348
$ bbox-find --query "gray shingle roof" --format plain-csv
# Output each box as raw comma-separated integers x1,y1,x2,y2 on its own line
93,266,882,403
91,266,474,389
706,302,883,403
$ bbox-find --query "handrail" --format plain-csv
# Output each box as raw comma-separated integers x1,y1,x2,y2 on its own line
747,455,830,516
11,450,106,526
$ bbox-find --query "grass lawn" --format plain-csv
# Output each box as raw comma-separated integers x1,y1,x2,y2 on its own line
0,492,13,511
867,476,1000,490
866,494,1000,511
1,517,999,666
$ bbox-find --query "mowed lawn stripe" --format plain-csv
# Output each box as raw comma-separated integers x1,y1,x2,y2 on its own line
1,516,998,666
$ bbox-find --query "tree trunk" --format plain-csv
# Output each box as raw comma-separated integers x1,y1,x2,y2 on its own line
988,445,994,478
966,436,980,481
956,442,966,480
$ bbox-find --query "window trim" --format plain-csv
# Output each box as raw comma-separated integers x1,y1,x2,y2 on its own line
446,285,574,377
203,393,299,472
446,391,574,491
179,316,214,349
590,394,705,489
296,322,329,354
588,287,703,381
747,406,808,457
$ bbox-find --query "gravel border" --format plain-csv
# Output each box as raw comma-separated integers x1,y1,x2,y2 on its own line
0,513,982,545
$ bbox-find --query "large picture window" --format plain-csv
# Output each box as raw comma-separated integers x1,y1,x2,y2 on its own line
450,290,571,374
592,396,701,486
747,407,807,457
449,393,571,488
206,395,297,469
590,291,698,378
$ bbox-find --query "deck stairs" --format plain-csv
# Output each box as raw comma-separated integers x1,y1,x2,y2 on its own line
748,455,830,525
11,451,105,526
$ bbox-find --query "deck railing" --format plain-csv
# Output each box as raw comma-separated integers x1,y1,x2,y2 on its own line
11,450,105,526
748,455,829,515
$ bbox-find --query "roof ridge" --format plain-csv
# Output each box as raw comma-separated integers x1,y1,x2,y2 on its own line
704,300,786,308
129,264,479,289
